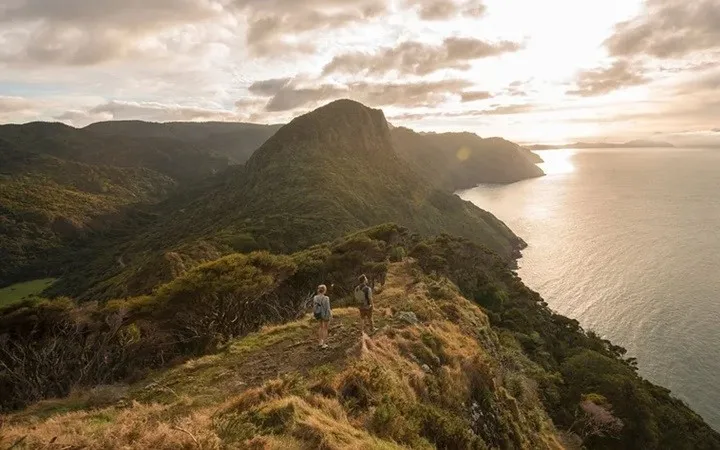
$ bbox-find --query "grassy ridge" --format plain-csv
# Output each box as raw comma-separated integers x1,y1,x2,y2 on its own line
0,262,564,449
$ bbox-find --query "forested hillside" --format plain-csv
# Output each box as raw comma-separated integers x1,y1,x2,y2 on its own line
0,138,175,286
392,127,544,190
85,121,282,164
0,121,280,288
47,100,525,301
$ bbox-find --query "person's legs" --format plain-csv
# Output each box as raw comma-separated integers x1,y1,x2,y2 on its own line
323,321,329,343
318,320,325,346
359,308,366,334
368,307,375,332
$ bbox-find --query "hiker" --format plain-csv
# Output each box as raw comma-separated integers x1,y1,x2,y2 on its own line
354,274,375,334
313,284,332,349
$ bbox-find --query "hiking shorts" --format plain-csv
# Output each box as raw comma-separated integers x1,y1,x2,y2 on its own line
359,305,373,319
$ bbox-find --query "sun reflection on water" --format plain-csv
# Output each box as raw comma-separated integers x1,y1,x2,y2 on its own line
536,149,576,175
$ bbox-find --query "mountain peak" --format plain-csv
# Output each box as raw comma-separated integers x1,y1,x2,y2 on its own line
246,100,393,171
288,98,388,135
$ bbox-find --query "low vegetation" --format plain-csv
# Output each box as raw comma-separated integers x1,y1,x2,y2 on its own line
1,224,718,449
0,261,564,449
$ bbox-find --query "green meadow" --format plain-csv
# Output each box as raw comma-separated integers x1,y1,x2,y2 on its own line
0,278,56,308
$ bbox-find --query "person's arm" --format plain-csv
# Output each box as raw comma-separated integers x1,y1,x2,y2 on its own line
364,286,371,303
324,296,331,316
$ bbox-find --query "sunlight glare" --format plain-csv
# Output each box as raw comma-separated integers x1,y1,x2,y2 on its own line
536,149,576,175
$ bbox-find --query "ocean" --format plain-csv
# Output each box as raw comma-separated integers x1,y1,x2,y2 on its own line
459,147,720,430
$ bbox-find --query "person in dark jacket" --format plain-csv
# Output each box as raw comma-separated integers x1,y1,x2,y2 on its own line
354,275,375,335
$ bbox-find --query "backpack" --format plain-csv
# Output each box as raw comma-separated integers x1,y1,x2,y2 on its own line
313,296,324,320
354,285,371,308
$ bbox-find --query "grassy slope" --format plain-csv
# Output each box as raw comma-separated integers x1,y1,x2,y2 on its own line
49,100,524,301
0,279,56,308
0,262,563,449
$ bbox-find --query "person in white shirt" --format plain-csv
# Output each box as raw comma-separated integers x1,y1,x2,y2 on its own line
312,284,332,349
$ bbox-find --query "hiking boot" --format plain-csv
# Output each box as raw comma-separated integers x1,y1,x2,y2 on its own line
321,343,329,350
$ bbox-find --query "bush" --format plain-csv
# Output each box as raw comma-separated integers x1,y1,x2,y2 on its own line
389,246,406,262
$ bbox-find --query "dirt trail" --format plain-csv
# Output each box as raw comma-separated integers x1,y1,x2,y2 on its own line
231,265,412,387
137,264,407,405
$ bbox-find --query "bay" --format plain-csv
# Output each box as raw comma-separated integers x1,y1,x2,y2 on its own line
459,148,720,430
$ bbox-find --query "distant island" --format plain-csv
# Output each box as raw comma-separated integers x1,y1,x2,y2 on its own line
526,139,676,150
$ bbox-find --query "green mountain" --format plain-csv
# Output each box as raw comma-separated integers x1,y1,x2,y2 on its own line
392,127,545,190
0,120,283,288
84,120,282,164
48,100,525,301
0,122,233,183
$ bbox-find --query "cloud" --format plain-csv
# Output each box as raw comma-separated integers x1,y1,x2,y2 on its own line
0,0,224,27
713,128,720,133
235,0,387,56
235,0,486,57
606,0,720,58
63,100,241,123
248,78,294,96
388,103,534,121
323,37,522,76
246,77,473,111
404,0,487,20
460,91,492,102
0,0,226,66
265,84,346,111
505,80,530,97
479,104,535,115
567,60,649,97
0,96,35,113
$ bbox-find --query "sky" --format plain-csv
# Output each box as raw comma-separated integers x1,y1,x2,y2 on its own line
0,0,718,145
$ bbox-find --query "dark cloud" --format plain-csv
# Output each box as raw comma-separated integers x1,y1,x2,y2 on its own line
460,91,492,102
712,128,720,133
567,60,649,97
265,84,346,111
248,78,293,96
0,0,223,28
323,37,522,76
246,77,473,111
352,79,473,108
0,0,225,66
606,0,720,58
